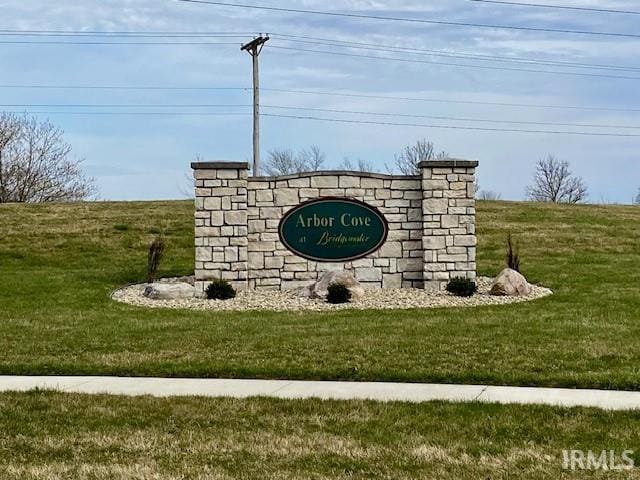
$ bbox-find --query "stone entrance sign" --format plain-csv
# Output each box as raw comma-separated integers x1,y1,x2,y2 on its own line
192,159,478,296
278,197,389,262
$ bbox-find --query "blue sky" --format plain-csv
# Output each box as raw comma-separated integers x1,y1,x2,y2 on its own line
1,0,638,202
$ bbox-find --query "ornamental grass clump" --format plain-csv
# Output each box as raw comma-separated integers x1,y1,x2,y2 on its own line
446,277,477,297
146,235,166,283
506,233,521,272
206,279,236,300
326,282,352,304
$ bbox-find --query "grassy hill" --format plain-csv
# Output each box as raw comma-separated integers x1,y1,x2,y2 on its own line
0,200,639,389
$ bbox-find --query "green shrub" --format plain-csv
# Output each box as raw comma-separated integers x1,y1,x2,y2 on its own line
113,223,129,232
206,279,236,300
506,233,521,272
446,277,477,297
326,282,352,304
146,235,166,283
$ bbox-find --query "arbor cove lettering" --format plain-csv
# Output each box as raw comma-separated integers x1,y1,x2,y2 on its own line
296,213,373,229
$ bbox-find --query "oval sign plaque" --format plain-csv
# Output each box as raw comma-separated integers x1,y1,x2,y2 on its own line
278,197,389,262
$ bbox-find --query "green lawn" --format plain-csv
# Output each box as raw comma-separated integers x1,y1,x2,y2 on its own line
1,391,639,479
0,200,639,389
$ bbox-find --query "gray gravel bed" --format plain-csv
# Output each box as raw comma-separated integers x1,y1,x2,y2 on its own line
111,277,552,312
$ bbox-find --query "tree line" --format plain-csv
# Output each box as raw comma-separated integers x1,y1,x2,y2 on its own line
1,112,638,205
261,141,594,204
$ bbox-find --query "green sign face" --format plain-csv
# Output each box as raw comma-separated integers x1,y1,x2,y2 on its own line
278,197,389,262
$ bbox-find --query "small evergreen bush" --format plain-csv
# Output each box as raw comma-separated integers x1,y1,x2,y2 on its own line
446,277,477,297
326,282,352,304
146,235,166,283
206,279,236,300
506,233,521,272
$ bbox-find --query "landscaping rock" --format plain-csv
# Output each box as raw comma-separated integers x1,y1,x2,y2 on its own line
299,271,365,300
158,275,195,286
489,268,531,297
113,276,553,312
143,282,195,300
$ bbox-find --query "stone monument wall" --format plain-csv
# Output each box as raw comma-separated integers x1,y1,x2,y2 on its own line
193,159,478,296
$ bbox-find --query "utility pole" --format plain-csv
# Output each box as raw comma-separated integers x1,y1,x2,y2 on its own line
241,35,269,176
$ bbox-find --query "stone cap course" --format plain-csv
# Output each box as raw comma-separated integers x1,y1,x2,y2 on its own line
251,170,421,182
191,162,249,170
418,159,479,168
191,158,478,174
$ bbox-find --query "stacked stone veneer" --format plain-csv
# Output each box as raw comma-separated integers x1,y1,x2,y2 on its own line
194,162,248,293
420,161,477,291
193,159,477,296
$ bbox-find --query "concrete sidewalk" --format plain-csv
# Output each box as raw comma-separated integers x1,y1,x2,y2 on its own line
1,376,639,411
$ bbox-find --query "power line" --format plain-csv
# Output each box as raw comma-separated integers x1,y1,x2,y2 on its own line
174,0,640,39
0,84,249,91
271,34,640,73
4,111,250,116
469,0,640,15
5,102,640,130
1,84,637,113
3,28,638,74
262,113,640,137
0,103,250,108
261,88,640,113
7,109,639,136
0,40,241,45
261,105,640,130
270,45,640,81
7,108,639,136
0,29,255,37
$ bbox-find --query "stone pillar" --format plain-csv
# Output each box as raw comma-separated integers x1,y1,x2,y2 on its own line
420,159,478,291
192,162,249,296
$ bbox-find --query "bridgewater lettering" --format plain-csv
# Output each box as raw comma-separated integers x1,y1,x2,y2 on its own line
316,231,371,247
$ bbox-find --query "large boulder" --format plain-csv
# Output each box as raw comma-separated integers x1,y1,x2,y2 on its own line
299,271,365,300
489,268,531,297
143,282,195,300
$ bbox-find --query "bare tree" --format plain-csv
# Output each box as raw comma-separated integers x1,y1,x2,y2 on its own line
0,114,21,202
526,155,587,204
262,145,326,176
387,139,448,175
0,113,95,203
338,157,374,172
634,188,640,205
299,145,325,172
478,190,502,200
263,149,297,176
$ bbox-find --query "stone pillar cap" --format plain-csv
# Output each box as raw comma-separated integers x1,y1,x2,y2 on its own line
191,161,249,169
418,159,479,168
